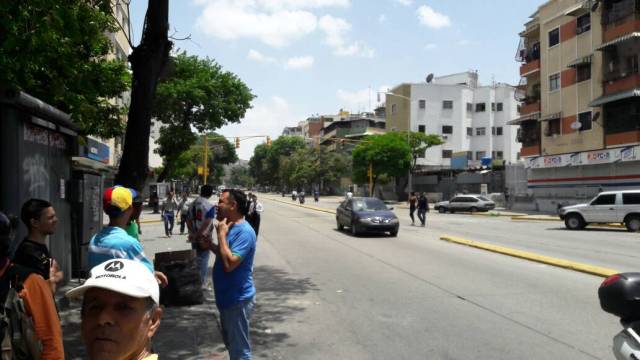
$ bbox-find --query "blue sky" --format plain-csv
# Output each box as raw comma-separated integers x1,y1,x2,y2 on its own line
130,0,544,160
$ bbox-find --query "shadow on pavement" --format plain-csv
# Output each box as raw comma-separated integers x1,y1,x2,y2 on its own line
252,265,318,359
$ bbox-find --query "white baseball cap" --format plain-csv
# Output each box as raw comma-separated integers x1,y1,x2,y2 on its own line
66,259,159,304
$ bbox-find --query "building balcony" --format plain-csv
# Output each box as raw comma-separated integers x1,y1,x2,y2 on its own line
606,129,640,146
520,98,541,115
520,144,540,157
602,0,640,41
520,59,541,76
604,72,640,94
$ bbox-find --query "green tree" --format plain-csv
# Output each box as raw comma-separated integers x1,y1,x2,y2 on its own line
228,165,254,188
280,146,351,193
404,131,444,173
166,133,238,184
249,144,270,186
352,132,411,195
0,0,131,137
153,52,255,181
262,136,305,188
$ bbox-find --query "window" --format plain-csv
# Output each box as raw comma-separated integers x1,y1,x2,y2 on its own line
476,151,486,160
497,102,504,111
391,104,397,114
442,125,453,134
626,54,639,75
418,125,426,133
419,100,426,109
491,102,496,111
578,112,592,131
576,13,591,34
476,127,486,136
591,194,616,205
466,127,473,136
623,193,640,205
442,150,452,158
546,118,561,136
549,28,560,47
466,103,473,112
549,73,560,92
496,127,503,136
517,152,521,160
492,151,504,159
491,127,496,135
577,64,591,82
475,103,486,112
466,151,473,160
443,100,453,109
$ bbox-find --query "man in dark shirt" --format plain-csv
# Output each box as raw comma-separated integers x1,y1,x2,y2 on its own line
13,199,64,293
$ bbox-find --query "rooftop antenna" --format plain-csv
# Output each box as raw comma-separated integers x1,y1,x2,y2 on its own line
426,73,434,83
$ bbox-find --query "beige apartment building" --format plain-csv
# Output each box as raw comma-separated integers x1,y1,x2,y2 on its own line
513,0,640,211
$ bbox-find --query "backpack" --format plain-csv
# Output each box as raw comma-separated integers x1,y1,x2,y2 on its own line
0,265,42,360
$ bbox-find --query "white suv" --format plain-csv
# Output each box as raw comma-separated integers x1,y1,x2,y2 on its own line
559,190,640,231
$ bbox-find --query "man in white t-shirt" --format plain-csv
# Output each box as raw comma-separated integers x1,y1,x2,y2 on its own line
187,185,216,286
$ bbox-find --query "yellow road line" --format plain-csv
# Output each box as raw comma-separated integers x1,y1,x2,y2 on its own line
440,234,619,278
265,197,336,215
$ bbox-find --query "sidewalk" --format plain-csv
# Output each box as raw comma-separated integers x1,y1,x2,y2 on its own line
59,215,227,359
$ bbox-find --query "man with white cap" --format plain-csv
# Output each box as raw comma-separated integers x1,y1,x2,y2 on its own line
66,258,162,360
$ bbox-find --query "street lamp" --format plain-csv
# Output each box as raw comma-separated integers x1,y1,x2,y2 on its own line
379,91,415,195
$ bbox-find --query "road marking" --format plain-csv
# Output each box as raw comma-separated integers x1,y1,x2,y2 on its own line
440,234,619,278
511,215,625,229
265,197,336,214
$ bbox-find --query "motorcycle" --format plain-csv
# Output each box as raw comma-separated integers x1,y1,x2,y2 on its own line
292,191,297,201
314,193,319,202
599,272,640,359
299,193,305,204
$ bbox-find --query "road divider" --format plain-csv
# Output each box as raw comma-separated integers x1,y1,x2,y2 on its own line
440,234,619,278
266,197,336,215
511,215,625,229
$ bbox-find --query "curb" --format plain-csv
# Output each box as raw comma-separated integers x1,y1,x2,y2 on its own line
440,234,619,278
511,215,625,229
265,197,336,215
139,219,164,224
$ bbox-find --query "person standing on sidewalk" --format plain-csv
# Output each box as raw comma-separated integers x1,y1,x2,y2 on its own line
187,185,216,287
248,194,263,238
161,191,179,237
408,192,417,226
178,192,190,235
417,192,429,227
66,259,162,360
203,189,256,360
14,198,64,294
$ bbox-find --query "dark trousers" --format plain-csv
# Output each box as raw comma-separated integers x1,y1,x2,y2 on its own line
163,211,175,235
180,213,187,234
409,207,416,223
252,213,261,237
417,209,426,225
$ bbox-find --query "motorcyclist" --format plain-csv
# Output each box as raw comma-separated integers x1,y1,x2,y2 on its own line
599,272,640,359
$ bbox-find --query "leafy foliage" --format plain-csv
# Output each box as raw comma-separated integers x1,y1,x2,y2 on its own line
352,132,411,192
228,164,254,188
280,147,351,191
0,0,131,137
249,136,305,187
403,131,444,170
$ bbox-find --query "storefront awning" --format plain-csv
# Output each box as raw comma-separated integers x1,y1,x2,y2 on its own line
540,112,562,121
564,1,589,16
507,112,540,125
589,88,640,107
567,55,592,68
596,32,640,50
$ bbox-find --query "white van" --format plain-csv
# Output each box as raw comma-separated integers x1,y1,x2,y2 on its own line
559,190,640,231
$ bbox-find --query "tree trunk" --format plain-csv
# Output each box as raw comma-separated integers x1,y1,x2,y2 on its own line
115,0,172,191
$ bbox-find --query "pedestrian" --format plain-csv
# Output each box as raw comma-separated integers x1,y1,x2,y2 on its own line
313,190,319,202
408,192,417,226
14,198,64,294
0,211,65,358
161,191,179,237
417,192,429,227
178,192,190,235
66,259,162,360
202,189,256,360
125,195,144,241
249,194,263,237
187,184,216,287
89,186,168,287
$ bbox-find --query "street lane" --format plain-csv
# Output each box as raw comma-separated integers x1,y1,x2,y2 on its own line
252,198,619,359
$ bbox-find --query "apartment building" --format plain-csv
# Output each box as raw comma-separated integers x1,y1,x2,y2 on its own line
385,72,520,170
320,112,386,151
513,0,640,210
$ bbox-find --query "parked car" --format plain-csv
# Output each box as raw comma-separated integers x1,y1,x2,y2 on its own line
558,190,640,232
434,195,495,213
336,197,399,236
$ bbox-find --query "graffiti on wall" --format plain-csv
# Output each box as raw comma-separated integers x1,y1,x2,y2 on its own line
23,154,50,198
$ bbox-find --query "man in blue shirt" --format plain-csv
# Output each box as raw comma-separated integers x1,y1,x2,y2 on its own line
89,186,167,286
204,189,256,360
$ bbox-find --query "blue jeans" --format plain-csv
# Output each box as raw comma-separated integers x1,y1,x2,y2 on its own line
163,212,175,235
219,298,255,360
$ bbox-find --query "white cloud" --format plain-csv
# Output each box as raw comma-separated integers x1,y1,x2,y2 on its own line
417,5,451,29
393,0,413,6
424,43,438,50
319,15,375,58
378,14,387,23
218,96,300,160
285,56,315,69
336,85,390,112
247,49,277,63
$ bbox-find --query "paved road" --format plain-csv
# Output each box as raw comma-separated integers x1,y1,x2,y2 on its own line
251,197,620,359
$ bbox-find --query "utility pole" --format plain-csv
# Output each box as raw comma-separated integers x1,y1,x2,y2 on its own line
203,135,208,185
368,162,373,197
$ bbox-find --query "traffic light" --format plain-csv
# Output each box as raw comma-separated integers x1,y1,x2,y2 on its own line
266,136,272,146
235,137,240,148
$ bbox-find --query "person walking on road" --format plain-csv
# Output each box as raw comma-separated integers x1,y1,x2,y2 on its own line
417,192,429,227
178,192,190,235
187,184,216,287
202,189,256,360
408,192,417,226
248,194,263,238
161,191,179,237
66,259,162,360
